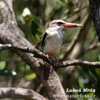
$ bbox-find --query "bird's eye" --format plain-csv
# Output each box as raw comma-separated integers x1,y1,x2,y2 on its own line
57,22,64,26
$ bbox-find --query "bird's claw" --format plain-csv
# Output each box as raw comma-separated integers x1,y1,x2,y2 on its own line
46,54,49,59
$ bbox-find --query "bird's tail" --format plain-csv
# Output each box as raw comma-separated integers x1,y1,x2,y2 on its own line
43,63,50,80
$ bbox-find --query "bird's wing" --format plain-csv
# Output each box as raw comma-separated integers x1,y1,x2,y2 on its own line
41,32,48,52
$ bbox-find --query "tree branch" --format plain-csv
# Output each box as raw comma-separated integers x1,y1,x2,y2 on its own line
0,44,100,68
0,44,57,67
61,59,100,68
89,0,100,41
0,88,48,100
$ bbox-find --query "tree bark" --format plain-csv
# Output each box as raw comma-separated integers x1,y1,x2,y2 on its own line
0,88,48,100
89,0,100,41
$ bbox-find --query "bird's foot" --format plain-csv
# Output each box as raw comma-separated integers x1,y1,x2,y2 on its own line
46,54,49,59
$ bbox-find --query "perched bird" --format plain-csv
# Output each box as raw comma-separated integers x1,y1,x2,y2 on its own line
41,19,82,80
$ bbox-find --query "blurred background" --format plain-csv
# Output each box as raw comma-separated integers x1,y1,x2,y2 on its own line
0,0,100,100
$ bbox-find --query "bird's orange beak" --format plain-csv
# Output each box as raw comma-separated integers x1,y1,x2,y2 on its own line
64,23,83,28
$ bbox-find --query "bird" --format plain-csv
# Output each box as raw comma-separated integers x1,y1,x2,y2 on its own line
41,19,82,80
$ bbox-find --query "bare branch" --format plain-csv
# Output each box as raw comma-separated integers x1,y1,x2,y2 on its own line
0,44,12,50
0,43,56,67
60,59,100,68
81,42,100,56
84,42,100,53
0,88,48,100
0,44,100,68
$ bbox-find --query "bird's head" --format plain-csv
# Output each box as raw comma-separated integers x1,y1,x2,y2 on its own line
48,19,82,31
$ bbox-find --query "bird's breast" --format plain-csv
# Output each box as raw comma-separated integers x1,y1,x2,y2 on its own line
44,31,63,57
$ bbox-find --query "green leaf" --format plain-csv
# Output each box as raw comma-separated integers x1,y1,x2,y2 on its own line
31,20,38,36
24,15,32,23
0,61,6,70
31,15,45,33
25,72,36,80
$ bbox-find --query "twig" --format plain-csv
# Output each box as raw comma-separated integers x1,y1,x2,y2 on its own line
81,42,100,56
0,44,100,68
85,42,100,52
60,59,100,68
0,44,12,50
0,88,48,100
